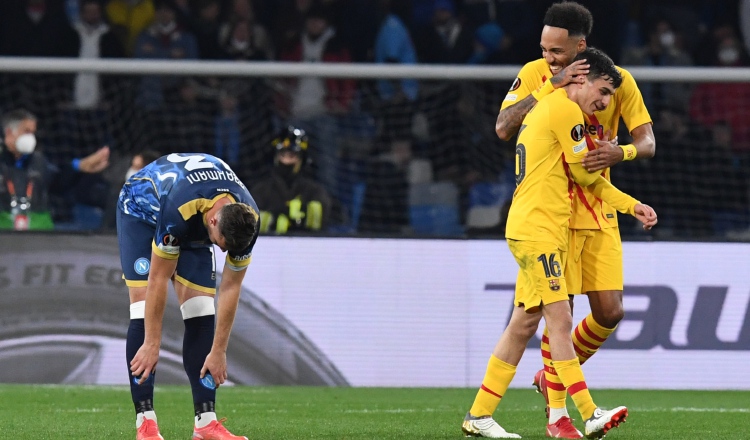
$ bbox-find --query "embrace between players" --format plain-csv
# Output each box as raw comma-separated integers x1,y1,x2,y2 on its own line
463,2,658,439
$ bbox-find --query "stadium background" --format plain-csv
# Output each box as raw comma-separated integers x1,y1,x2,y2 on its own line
0,0,748,392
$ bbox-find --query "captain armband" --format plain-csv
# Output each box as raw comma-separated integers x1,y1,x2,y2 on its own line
531,80,555,102
620,144,637,161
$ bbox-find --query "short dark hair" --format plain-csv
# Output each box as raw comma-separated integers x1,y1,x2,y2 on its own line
2,108,36,131
543,1,593,38
219,203,258,253
574,47,622,88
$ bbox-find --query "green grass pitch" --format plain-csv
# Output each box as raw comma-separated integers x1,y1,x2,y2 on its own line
2,385,747,439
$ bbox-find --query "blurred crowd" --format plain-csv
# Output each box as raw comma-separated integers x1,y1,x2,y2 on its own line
0,0,749,239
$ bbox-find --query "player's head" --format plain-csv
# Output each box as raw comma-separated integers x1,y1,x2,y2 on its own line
1,108,38,156
569,47,622,115
540,1,593,74
213,203,258,253
272,125,309,178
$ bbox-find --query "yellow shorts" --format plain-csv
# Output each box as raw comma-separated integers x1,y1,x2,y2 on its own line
565,227,623,295
507,239,569,312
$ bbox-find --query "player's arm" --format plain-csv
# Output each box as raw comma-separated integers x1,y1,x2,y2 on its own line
496,59,590,140
568,163,657,229
201,264,247,386
583,68,655,171
130,250,178,384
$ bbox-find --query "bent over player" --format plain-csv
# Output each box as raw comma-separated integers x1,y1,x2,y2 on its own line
495,3,656,436
462,48,657,439
117,153,259,440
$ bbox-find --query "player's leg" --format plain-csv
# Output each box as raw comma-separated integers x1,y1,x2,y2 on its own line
175,247,247,440
575,227,624,364
117,208,164,440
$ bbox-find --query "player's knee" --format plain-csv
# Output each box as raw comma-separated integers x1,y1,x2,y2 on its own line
593,305,624,329
180,296,216,319
511,317,539,341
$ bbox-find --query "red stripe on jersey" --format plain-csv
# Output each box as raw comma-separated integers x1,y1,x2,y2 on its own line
585,114,612,226
581,317,607,342
542,349,552,360
574,326,600,350
542,334,550,345
481,384,502,399
544,365,557,375
547,379,567,391
542,75,547,83
567,381,588,396
573,183,603,229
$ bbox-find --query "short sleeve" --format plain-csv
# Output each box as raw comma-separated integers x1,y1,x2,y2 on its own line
617,67,653,132
501,62,539,110
550,98,588,164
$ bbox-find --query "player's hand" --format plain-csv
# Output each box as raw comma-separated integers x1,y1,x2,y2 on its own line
79,146,110,173
201,350,228,387
633,203,658,230
130,342,160,385
550,59,590,88
583,130,621,172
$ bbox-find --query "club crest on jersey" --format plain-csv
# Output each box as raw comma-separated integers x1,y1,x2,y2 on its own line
510,77,521,91
571,124,585,142
549,279,561,291
200,374,216,390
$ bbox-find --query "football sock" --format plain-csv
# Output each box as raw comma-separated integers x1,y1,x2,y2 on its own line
183,314,217,414
572,313,616,365
126,317,155,405
469,355,517,417
541,327,568,418
553,358,596,420
195,408,218,428
136,410,157,428
549,407,570,424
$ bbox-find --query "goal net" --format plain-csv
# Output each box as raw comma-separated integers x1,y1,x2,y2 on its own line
0,59,748,240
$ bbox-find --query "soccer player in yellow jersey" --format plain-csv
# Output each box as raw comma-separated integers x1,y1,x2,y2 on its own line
495,3,657,436
462,47,657,439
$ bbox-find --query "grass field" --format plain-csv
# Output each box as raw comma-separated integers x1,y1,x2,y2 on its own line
2,385,747,439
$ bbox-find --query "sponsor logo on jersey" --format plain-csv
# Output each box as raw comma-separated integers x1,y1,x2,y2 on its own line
585,123,604,138
134,258,150,275
200,374,216,390
510,77,521,91
571,124,585,142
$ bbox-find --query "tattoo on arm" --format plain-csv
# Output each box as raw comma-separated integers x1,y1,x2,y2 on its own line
497,95,537,138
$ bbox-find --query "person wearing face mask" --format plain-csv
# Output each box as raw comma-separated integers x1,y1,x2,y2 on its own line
251,126,331,234
72,0,125,109
0,109,110,230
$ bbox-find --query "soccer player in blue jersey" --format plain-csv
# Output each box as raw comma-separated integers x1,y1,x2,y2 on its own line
117,153,259,440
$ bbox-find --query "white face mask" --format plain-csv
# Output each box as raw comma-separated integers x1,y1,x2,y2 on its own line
15,133,37,155
125,167,138,180
231,38,249,51
718,47,740,65
659,31,675,48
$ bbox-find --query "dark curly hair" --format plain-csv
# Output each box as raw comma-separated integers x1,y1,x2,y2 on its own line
574,47,622,88
219,203,259,253
543,1,593,38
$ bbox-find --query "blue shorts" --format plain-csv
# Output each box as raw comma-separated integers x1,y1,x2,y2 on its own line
117,207,217,293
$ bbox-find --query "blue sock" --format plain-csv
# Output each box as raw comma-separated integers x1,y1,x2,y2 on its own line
126,318,155,412
183,315,216,415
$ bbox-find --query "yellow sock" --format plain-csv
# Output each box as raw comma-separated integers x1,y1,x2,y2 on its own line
469,355,517,416
552,358,597,420
572,313,616,365
541,327,566,410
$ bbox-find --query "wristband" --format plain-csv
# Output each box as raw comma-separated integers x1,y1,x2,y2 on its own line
531,80,555,101
620,144,637,161
71,158,82,171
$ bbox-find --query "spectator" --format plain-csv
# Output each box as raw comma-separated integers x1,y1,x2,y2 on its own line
172,0,225,59
272,0,314,55
215,89,242,169
218,0,274,60
105,0,155,56
0,109,110,230
133,0,198,110
621,18,694,112
467,22,507,65
278,4,355,199
72,0,126,109
252,126,332,234
689,32,750,153
158,79,214,154
414,0,473,64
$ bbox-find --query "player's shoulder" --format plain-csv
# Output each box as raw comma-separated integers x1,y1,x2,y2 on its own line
614,65,639,88
518,58,550,77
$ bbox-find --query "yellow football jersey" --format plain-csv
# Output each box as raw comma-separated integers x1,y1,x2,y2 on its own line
501,58,652,230
505,88,588,249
